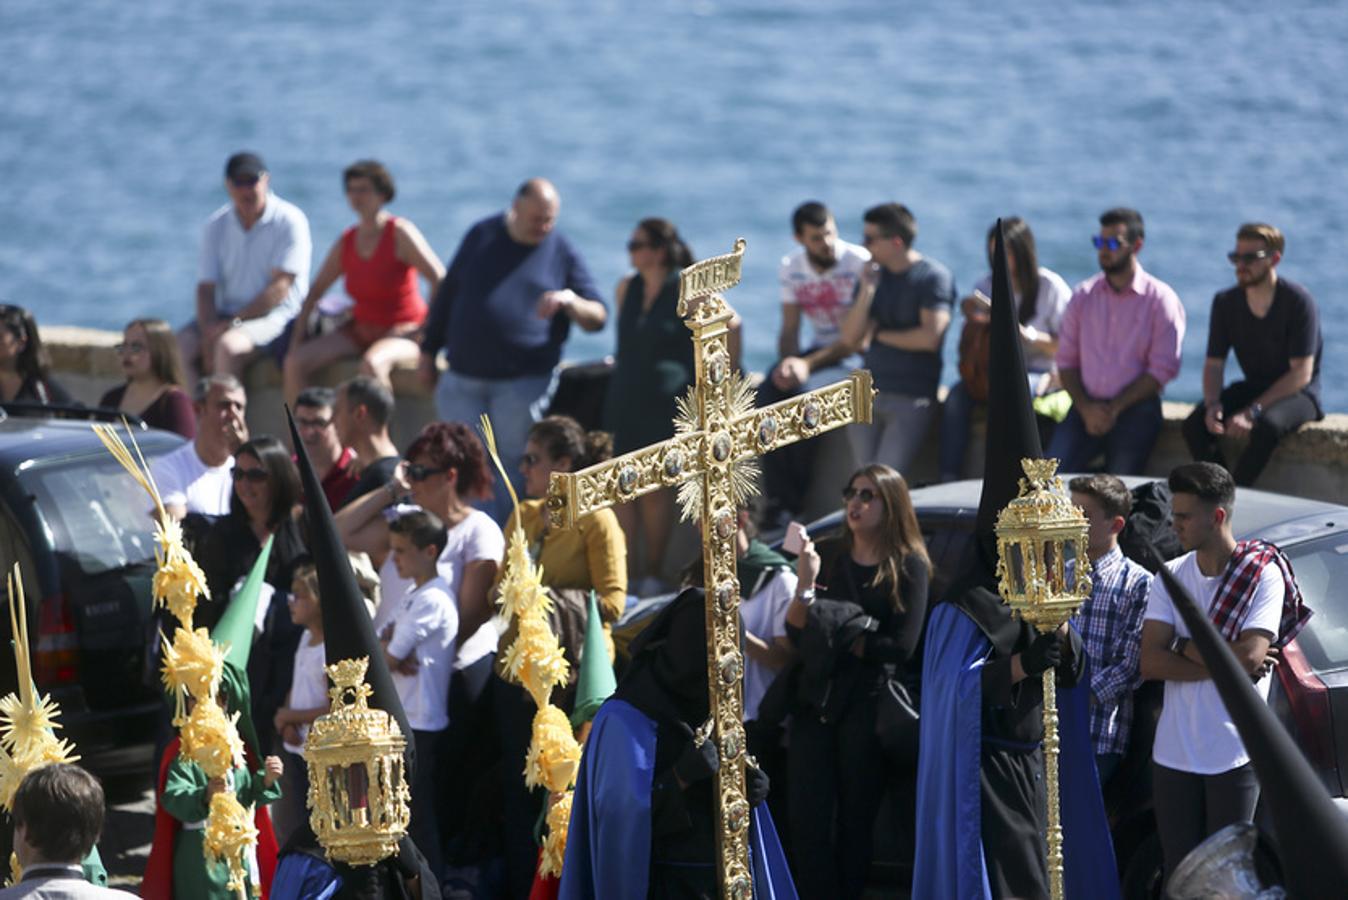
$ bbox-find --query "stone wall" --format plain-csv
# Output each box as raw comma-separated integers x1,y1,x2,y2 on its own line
44,325,1348,524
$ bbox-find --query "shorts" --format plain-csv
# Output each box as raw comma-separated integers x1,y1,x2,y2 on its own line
341,318,422,351
183,307,293,349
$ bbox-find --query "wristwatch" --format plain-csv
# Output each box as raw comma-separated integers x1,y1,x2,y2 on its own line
1248,402,1264,420
231,316,244,330
1168,634,1190,657
796,587,817,607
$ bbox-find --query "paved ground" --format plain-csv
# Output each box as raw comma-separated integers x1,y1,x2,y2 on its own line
100,773,156,892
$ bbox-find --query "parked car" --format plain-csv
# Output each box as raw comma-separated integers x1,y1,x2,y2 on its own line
0,406,184,775
612,476,1348,897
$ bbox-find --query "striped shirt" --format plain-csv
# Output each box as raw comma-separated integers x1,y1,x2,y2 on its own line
1071,546,1153,757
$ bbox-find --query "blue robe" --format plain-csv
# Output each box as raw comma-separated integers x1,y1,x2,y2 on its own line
913,603,1119,900
559,698,797,900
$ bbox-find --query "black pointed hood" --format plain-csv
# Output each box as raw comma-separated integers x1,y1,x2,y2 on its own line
1148,547,1348,898
287,407,415,777
972,219,1043,573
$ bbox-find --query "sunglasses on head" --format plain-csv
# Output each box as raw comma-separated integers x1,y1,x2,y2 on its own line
1092,235,1128,251
232,467,268,483
1227,249,1272,265
405,463,448,482
842,486,876,504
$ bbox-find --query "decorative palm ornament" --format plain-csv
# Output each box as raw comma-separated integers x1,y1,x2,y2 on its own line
994,457,1093,900
305,657,411,866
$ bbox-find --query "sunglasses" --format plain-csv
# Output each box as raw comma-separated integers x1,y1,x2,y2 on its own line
114,341,147,355
405,463,448,482
1227,249,1272,265
230,175,261,188
232,467,269,483
626,240,651,252
842,486,877,504
296,417,333,430
1092,235,1128,251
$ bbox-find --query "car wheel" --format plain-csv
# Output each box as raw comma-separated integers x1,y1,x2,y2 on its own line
1120,830,1164,900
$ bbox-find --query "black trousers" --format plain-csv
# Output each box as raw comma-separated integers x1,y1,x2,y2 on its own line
1181,382,1320,486
787,695,891,900
439,654,499,865
411,728,446,878
1152,761,1260,878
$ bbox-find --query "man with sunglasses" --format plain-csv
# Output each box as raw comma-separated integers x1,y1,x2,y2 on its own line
1049,207,1185,473
178,151,312,384
1181,223,1322,486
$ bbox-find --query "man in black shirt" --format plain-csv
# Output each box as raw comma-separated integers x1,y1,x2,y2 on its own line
1183,223,1322,486
334,375,402,507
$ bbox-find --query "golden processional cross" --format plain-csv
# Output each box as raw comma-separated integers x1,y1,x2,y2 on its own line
547,238,873,897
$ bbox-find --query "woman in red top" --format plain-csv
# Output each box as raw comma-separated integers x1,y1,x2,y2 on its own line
283,160,444,404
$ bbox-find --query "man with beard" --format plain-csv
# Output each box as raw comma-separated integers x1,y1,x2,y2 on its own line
757,202,870,523
1181,222,1323,486
1048,207,1185,474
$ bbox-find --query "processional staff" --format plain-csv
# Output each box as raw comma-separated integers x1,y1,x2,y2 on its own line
546,238,873,898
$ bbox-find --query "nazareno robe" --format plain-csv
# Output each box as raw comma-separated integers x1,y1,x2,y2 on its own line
558,698,796,900
913,585,1120,900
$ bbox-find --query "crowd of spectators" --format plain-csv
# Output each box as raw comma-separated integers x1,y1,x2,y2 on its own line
0,150,1326,897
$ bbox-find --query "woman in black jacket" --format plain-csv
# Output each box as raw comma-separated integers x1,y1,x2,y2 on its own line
784,463,931,899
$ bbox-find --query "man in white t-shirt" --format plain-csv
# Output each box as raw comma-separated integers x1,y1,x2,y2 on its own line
1139,462,1289,878
758,201,870,521
152,374,249,519
178,152,312,383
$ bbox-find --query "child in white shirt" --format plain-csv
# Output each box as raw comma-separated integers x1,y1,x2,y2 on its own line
381,509,457,870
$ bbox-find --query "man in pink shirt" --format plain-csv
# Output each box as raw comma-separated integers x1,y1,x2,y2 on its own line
1049,208,1185,473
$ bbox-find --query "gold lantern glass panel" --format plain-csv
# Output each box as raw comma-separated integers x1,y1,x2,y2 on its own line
305,657,411,866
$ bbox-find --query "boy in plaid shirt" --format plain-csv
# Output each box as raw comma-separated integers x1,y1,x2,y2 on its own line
1069,475,1152,787
1139,462,1309,878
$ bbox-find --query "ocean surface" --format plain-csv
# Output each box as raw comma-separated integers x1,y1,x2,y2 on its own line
4,0,1346,408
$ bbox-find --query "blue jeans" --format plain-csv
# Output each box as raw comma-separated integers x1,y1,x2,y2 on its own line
1046,395,1162,475
434,369,557,524
938,380,978,482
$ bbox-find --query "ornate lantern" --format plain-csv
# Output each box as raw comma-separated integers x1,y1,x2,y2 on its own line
994,458,1092,900
305,657,411,866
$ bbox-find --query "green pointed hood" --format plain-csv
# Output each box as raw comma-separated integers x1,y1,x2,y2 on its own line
212,533,274,671
570,591,617,728
210,534,271,759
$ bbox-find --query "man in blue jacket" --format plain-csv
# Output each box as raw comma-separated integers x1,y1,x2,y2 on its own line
420,178,607,523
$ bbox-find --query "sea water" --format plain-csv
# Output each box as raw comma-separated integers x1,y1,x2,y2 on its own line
3,0,1345,407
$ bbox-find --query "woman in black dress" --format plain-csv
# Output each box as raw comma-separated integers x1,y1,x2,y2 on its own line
602,218,695,594
193,435,308,754
0,304,72,405
784,463,931,899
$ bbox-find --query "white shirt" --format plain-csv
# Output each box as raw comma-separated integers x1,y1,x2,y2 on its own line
741,567,796,723
151,441,234,516
778,240,870,348
382,575,457,732
971,266,1071,374
197,192,311,316
376,508,505,670
1144,551,1284,774
284,634,329,756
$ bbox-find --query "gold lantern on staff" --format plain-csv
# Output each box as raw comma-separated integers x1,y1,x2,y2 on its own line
305,657,411,866
994,458,1092,900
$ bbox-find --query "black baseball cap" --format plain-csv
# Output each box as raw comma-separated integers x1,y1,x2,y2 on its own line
225,152,267,181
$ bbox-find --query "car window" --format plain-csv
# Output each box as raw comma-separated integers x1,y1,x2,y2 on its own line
1285,535,1348,672
19,449,171,577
